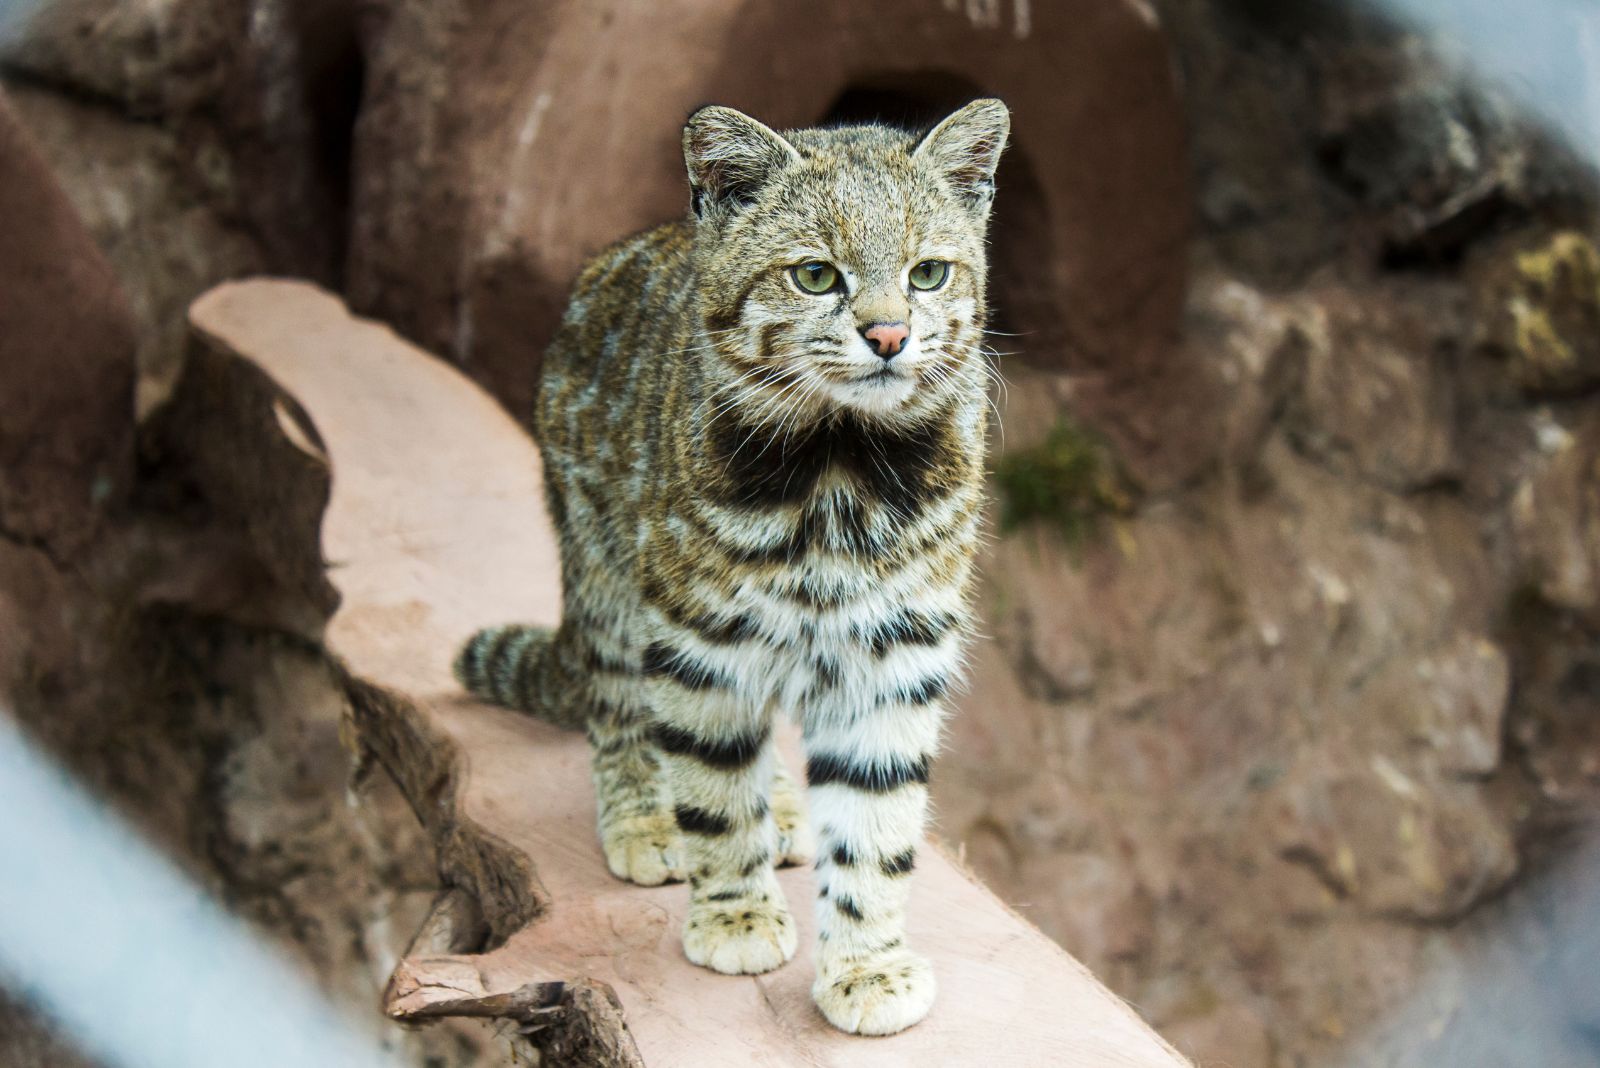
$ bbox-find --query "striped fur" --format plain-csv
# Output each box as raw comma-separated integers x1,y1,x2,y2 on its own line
454,625,588,729
456,100,1009,1036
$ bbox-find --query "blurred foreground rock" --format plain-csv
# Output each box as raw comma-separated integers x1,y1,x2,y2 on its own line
0,86,487,1068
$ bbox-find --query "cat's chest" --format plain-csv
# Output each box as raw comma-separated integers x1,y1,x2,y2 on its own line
734,546,965,713
657,477,973,710
740,488,966,639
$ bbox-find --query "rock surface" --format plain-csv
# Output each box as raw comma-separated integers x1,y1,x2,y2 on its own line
0,92,135,560
2,0,360,413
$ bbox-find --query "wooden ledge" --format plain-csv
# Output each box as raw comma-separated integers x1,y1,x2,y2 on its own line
187,279,1191,1067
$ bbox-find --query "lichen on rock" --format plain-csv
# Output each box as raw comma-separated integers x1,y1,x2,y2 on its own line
1480,230,1600,395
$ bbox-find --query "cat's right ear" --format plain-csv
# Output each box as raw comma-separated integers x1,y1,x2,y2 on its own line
683,106,801,219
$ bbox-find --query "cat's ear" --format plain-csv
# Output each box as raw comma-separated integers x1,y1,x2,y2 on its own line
683,106,802,219
912,98,1011,216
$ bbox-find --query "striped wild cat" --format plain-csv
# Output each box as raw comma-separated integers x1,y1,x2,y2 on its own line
455,99,1009,1036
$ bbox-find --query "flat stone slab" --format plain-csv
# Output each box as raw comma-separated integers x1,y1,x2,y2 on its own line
188,278,1191,1067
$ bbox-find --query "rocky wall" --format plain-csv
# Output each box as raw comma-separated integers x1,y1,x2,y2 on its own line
937,4,1600,1065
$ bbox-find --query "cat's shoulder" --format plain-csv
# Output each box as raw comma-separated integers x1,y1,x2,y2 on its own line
576,219,695,291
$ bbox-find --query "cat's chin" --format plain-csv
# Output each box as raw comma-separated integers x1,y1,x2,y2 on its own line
832,371,919,418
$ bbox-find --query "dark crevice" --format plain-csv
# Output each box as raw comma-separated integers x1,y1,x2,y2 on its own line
0,62,166,124
0,520,73,573
281,0,365,287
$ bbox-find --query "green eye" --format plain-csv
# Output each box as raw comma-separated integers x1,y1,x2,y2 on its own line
791,261,840,294
909,260,950,291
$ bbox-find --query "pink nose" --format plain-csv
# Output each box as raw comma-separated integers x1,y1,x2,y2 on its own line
862,322,910,358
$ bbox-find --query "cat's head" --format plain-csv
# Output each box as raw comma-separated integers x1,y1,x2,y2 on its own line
683,100,1009,425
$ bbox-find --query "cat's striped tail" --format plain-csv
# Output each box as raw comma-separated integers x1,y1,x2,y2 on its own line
452,624,590,730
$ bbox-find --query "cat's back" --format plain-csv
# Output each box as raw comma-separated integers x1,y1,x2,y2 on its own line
534,219,697,457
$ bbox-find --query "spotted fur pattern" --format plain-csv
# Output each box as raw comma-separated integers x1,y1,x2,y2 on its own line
455,100,1009,1036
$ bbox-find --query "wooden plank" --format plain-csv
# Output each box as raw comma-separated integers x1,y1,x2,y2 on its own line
188,279,1191,1068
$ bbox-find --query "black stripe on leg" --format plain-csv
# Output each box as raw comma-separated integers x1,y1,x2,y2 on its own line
674,805,732,836
878,672,949,707
642,642,726,690
806,752,931,793
831,842,858,867
651,722,770,770
862,610,956,658
833,895,866,922
880,849,916,877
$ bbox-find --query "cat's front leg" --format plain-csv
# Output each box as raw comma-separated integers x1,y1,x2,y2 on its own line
587,687,685,887
650,671,796,975
803,693,945,1036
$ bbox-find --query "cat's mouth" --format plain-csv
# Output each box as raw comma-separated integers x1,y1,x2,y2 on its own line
856,366,904,386
840,364,919,416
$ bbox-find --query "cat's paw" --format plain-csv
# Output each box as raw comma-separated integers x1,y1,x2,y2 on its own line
812,948,936,1036
600,813,684,886
682,896,797,975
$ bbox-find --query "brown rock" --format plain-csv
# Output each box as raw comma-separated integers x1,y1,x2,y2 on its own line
6,85,273,416
1316,64,1526,263
1363,633,1511,778
0,991,102,1068
940,631,1053,798
0,0,237,115
1030,850,1155,969
4,0,362,399
1185,273,1310,474
1512,412,1600,617
1413,636,1512,778
1290,279,1460,491
0,90,136,561
1163,1001,1274,1068
1269,753,1517,922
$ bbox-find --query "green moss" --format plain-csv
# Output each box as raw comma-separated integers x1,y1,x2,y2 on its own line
992,417,1132,545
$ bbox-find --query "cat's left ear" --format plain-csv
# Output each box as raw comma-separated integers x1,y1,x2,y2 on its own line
912,98,1011,217
683,105,802,219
